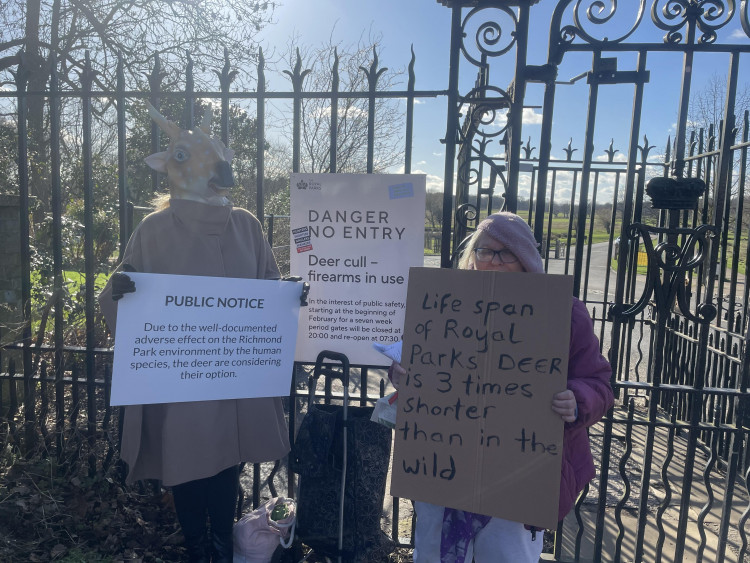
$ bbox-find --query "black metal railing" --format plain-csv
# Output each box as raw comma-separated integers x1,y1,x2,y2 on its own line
3,1,750,561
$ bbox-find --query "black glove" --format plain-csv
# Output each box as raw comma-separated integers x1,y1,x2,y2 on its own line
281,276,310,306
111,263,137,301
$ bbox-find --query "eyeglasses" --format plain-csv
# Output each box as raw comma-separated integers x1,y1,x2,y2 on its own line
473,247,519,264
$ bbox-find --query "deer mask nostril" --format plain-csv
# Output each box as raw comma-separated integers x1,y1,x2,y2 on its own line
215,160,235,187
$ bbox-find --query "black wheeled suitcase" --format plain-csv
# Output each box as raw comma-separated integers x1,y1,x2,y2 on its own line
289,350,394,563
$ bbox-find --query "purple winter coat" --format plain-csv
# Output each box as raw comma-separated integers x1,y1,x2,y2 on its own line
557,297,614,522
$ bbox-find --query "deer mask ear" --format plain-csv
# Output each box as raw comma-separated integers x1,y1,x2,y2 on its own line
146,101,181,140
144,151,170,173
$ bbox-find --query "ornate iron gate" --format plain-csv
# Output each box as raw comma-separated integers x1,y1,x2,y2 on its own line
439,1,750,561
1,1,750,561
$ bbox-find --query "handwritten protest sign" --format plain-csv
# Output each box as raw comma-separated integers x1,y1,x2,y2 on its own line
110,273,301,406
290,173,425,365
390,268,572,529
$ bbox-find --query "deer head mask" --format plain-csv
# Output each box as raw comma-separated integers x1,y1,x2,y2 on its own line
144,102,235,206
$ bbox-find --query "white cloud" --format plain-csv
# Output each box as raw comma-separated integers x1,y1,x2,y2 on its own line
491,107,544,128
491,109,510,129
412,168,444,192
521,108,544,125
416,160,427,166
516,173,532,198
730,29,747,40
426,176,443,192
432,152,443,157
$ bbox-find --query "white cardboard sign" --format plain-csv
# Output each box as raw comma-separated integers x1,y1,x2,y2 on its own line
290,173,426,365
111,273,301,405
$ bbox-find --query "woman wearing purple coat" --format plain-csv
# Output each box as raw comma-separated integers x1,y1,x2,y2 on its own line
390,212,614,563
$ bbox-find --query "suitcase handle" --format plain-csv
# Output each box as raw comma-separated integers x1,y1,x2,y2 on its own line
309,350,351,410
311,350,350,387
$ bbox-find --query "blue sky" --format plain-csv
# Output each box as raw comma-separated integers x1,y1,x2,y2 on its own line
258,1,750,199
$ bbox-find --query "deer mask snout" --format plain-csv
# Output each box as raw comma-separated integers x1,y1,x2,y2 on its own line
214,160,235,188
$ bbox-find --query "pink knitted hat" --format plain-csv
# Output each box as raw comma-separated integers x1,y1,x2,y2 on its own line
476,212,544,273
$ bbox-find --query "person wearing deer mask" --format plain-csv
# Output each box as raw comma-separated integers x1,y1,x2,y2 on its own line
99,103,291,563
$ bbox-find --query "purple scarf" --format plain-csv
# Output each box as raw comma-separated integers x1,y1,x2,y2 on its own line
440,509,492,563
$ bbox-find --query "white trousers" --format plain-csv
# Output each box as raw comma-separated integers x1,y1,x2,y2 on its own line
413,501,544,563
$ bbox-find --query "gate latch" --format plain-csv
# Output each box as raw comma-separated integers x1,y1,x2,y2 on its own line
588,57,650,85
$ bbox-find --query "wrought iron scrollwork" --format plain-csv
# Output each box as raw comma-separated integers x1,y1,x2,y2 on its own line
458,84,512,142
551,0,743,60
455,203,479,231
609,222,717,323
451,204,481,267
459,6,518,68
652,0,736,44
458,148,508,196
454,83,511,211
552,0,647,52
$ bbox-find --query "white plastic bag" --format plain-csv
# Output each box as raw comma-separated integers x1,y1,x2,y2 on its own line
233,497,296,563
371,341,401,428
370,391,398,428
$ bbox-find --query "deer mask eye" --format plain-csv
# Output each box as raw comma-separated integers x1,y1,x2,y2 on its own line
173,149,190,162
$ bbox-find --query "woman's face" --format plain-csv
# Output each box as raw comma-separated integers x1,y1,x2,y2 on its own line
473,233,525,273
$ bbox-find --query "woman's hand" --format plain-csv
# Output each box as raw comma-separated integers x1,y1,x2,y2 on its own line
388,361,406,390
551,389,578,422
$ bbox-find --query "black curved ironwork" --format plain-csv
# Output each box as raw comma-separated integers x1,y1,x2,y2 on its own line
549,0,748,63
457,148,508,197
651,0,736,44
695,422,720,560
459,5,519,68
654,410,677,562
451,203,481,267
458,84,512,142
550,0,648,62
614,400,635,562
610,222,717,323
452,76,512,258
437,1,750,560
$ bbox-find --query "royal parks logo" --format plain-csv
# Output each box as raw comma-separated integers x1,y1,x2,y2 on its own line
296,178,321,190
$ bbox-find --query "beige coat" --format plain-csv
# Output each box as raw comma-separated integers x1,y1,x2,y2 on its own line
99,199,291,486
